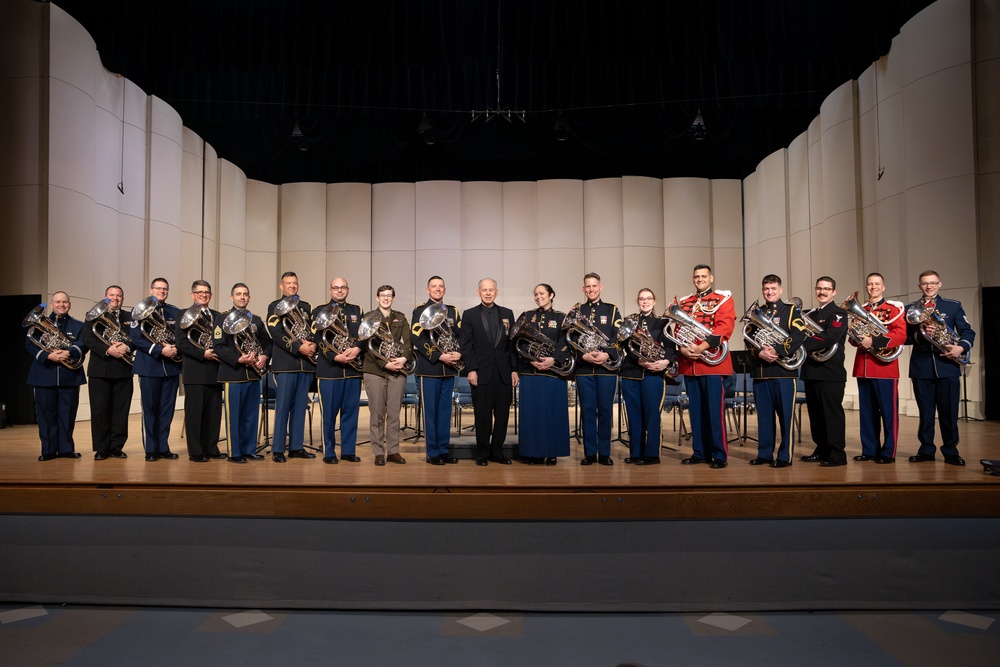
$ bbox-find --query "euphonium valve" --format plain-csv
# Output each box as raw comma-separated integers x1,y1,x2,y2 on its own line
357,311,414,374
561,303,623,371
85,298,134,365
22,304,84,370
312,304,364,371
740,300,806,371
509,313,575,377
273,295,318,364
840,292,903,362
131,296,183,363
660,298,728,365
179,304,215,350
418,302,464,372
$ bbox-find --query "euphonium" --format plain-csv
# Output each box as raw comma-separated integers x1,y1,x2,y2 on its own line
273,294,318,364
130,296,182,363
561,303,623,371
740,300,806,371
312,304,364,371
221,308,264,360
357,311,415,374
85,298,134,365
660,298,729,365
509,313,575,377
790,297,837,362
840,292,903,362
905,301,970,365
22,304,84,370
418,302,464,372
617,314,678,376
179,304,215,350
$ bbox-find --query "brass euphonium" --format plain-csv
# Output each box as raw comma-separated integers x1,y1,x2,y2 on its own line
905,301,970,365
740,299,806,371
660,298,729,365
616,314,678,376
221,308,265,361
509,313,575,377
357,311,415,374
790,297,837,362
312,304,364,371
179,304,215,350
418,302,464,372
85,298,134,365
840,292,903,362
22,304,84,370
561,303,624,371
131,296,182,363
273,294,318,364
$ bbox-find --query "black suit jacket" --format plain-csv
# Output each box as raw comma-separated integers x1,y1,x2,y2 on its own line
82,308,134,379
459,303,517,386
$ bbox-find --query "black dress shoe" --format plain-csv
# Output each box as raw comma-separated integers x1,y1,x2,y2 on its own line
475,457,489,466
426,455,446,466
874,457,895,464
248,453,265,460
853,455,875,462
323,456,339,464
908,453,935,463
209,452,228,460
944,455,966,467
772,460,792,468
145,454,158,462
492,456,512,465
340,454,361,462
288,449,316,459
597,456,614,466
580,455,596,466
110,450,127,459
544,458,558,465
159,451,179,460
188,455,210,463
623,457,639,464
709,460,728,469
820,458,847,467
442,455,459,464
749,458,774,466
800,454,823,462
38,454,57,461
229,456,248,464
94,452,108,461
272,453,287,463
637,458,661,465
681,457,707,465
58,452,82,459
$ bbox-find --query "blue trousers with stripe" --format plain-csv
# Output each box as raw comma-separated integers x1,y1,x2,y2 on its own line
419,376,455,459
225,381,260,458
857,377,898,459
272,372,310,453
621,375,665,459
686,375,728,463
576,375,617,457
319,377,361,459
753,378,796,464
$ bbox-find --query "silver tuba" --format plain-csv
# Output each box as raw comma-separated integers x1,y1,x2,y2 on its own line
661,298,729,365
23,304,84,370
561,303,623,371
179,304,215,350
85,298,134,365
312,304,364,371
740,300,806,371
131,296,182,363
905,301,970,365
791,297,837,363
617,314,678,376
221,308,265,361
418,302,464,372
840,292,903,362
509,313,575,377
357,311,415,374
273,295,318,364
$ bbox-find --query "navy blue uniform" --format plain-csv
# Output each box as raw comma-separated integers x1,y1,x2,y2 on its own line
515,308,573,461
215,309,272,458
316,301,364,461
619,314,676,462
411,300,463,461
130,301,182,456
266,298,315,455
26,312,87,458
572,300,623,459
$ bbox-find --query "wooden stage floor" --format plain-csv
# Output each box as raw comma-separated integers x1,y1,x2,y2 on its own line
2,407,998,521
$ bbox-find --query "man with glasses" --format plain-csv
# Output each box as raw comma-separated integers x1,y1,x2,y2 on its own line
316,277,364,464
906,270,975,466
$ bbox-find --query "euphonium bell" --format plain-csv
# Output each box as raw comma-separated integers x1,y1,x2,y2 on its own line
357,311,415,374
23,304,84,370
509,313,575,377
85,298,134,365
561,303,623,371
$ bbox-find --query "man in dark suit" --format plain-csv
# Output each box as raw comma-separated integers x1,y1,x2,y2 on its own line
82,285,134,460
459,278,519,466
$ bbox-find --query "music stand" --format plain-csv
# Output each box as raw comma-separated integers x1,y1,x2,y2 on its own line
959,361,982,421
729,350,757,444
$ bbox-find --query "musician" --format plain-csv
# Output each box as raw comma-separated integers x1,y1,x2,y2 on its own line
26,292,87,461
675,264,735,469
799,277,850,467
620,289,677,465
175,280,225,462
266,271,317,463
573,272,623,466
362,285,414,466
215,283,271,463
747,275,807,468
459,278,518,466
906,270,975,466
82,285,133,460
411,276,462,465
316,277,364,464
850,272,907,464
515,284,573,465
130,277,182,461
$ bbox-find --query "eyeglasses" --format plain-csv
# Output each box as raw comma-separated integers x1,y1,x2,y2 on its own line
152,286,169,292
919,281,941,287
193,291,211,296
637,297,655,302
815,287,834,292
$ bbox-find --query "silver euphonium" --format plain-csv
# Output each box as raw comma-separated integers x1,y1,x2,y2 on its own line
312,304,364,371
790,297,837,362
561,303,624,371
357,311,415,374
418,302,464,372
509,313,575,377
179,304,215,350
617,314,678,376
221,308,265,360
85,298,134,365
840,292,903,362
131,296,183,363
661,298,729,365
22,304,84,370
740,300,806,371
905,301,970,365
273,294,317,364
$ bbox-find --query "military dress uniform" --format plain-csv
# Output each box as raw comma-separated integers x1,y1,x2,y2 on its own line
674,289,735,466
800,302,850,465
26,311,87,459
619,314,677,464
130,300,183,459
266,297,316,459
905,295,975,462
175,308,224,461
850,298,906,462
411,300,462,464
515,307,573,463
749,300,806,467
215,309,272,461
82,307,134,458
572,300,623,464
316,301,365,463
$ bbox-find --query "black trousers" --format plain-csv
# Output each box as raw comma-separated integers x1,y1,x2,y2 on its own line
471,380,512,458
183,383,223,457
803,380,846,461
88,376,134,453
